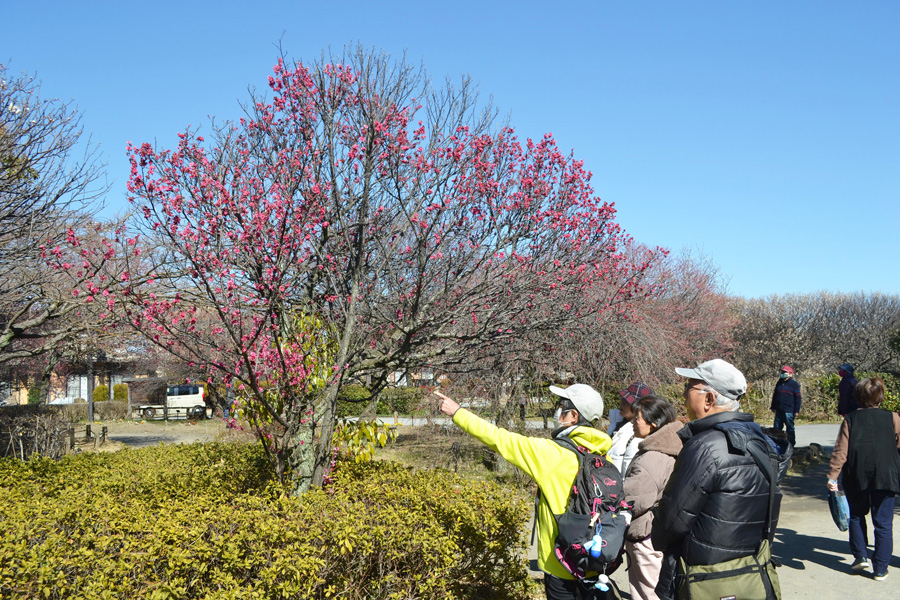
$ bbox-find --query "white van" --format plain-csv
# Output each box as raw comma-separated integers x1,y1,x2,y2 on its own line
138,384,207,420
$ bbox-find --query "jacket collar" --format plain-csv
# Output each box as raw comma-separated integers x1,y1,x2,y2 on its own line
553,425,613,455
679,411,754,442
638,421,684,456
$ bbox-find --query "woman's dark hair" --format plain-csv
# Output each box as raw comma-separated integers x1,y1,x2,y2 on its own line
633,395,677,430
855,378,886,408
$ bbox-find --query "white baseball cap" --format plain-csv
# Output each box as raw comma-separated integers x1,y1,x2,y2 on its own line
675,359,747,401
548,383,604,422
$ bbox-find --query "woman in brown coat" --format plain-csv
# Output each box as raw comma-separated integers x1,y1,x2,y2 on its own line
623,395,683,600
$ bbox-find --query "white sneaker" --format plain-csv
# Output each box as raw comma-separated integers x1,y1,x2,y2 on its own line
851,557,871,571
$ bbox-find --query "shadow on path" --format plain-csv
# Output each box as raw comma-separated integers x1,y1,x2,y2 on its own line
781,460,832,502
109,435,180,447
776,526,900,572
774,528,850,572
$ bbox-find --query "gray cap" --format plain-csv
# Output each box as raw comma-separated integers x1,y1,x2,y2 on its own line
548,383,604,422
675,359,747,401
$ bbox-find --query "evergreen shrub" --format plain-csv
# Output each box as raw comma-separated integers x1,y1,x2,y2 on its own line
92,384,109,403
377,386,424,415
336,384,372,418
113,383,128,402
27,388,41,405
0,442,535,599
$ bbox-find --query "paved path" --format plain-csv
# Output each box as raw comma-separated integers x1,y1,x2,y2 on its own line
529,423,899,599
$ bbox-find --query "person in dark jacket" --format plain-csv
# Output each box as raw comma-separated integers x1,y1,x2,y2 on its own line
827,377,900,581
771,365,801,445
651,359,786,600
837,363,859,416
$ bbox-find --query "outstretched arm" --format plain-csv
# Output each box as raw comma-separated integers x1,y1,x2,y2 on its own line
431,390,579,488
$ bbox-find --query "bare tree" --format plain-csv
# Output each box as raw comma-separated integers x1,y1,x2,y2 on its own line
535,246,736,386
732,292,900,380
0,64,112,364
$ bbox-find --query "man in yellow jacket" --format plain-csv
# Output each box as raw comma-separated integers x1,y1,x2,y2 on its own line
436,384,612,600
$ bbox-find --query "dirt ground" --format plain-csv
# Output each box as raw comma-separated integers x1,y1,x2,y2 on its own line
83,418,237,452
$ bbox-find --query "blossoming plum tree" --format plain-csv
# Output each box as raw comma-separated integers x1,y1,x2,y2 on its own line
121,46,660,492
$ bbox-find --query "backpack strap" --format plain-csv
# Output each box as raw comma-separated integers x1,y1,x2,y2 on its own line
553,434,584,457
531,435,584,545
746,435,778,541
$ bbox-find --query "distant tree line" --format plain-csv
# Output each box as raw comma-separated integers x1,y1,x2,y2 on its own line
730,292,900,381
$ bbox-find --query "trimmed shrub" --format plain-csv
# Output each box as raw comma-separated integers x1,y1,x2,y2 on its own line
92,384,109,403
27,388,41,405
113,383,128,402
53,401,128,423
0,442,535,599
90,384,129,403
377,386,425,415
93,400,127,421
336,386,427,417
336,384,372,418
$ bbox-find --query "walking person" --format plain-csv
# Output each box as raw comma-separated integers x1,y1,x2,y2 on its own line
837,363,859,416
435,384,613,599
622,396,682,600
826,377,900,581
606,382,653,476
652,359,787,600
771,365,801,445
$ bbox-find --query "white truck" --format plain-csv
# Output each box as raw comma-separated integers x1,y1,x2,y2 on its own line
137,384,208,420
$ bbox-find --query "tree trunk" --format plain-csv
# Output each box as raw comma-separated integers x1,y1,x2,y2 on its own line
288,422,315,495
308,382,341,490
38,352,57,404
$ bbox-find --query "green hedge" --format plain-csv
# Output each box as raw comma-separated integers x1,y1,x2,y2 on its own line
377,386,425,414
337,385,426,418
0,442,535,599
336,384,373,418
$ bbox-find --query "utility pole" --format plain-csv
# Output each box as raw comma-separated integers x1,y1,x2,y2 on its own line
87,353,95,422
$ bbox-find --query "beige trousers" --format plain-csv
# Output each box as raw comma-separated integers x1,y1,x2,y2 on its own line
626,537,664,600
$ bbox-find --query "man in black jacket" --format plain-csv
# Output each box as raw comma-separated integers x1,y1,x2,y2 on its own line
652,359,785,600
771,365,801,445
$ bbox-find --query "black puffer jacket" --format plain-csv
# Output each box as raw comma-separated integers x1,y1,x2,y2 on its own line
651,412,785,566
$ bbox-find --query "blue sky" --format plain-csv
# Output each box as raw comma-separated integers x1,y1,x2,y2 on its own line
3,0,898,298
